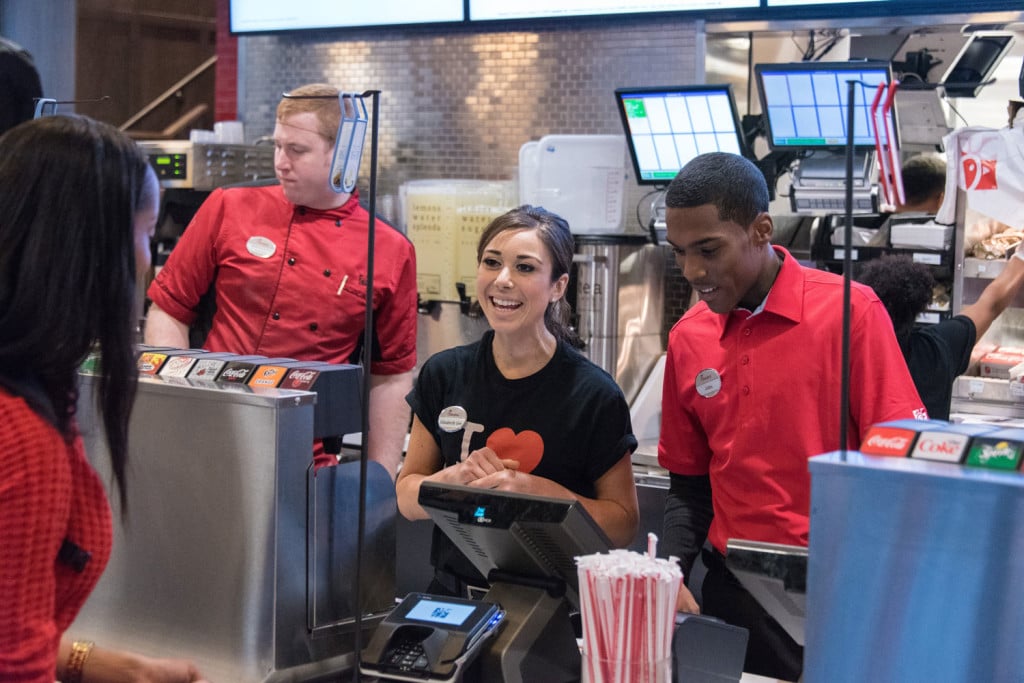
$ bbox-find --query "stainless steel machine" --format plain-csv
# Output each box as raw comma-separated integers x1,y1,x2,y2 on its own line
71,368,395,682
138,140,275,191
574,234,667,406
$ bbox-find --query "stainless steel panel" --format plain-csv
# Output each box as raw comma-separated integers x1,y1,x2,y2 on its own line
415,301,491,378
138,141,275,190
576,239,666,404
806,452,1024,682
308,461,397,633
72,375,394,682
952,376,1024,419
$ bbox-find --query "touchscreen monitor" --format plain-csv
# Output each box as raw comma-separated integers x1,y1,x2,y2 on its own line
725,538,808,645
755,60,893,150
942,32,1015,98
615,84,746,186
417,482,612,610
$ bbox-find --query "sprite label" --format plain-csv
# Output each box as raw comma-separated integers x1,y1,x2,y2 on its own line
965,439,1023,470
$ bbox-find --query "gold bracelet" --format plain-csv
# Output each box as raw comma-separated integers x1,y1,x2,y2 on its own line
65,640,94,683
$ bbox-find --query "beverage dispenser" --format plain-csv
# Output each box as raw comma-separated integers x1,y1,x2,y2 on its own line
574,235,666,405
401,179,516,369
518,134,666,405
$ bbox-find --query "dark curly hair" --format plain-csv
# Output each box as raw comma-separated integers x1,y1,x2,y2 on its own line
856,254,934,351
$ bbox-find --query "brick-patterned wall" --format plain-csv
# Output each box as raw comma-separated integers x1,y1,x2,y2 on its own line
214,0,237,122
234,15,703,331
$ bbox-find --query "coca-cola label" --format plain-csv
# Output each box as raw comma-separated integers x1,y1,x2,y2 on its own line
910,432,969,463
966,439,1023,470
219,363,255,383
282,368,320,390
861,427,916,456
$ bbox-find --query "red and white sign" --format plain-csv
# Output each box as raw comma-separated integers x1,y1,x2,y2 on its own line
910,431,970,463
861,426,916,457
937,124,1024,230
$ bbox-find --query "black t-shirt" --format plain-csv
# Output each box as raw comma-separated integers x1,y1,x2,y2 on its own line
407,330,637,585
907,315,976,420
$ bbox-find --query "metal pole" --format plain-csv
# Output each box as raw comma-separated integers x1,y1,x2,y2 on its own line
353,88,381,683
840,79,857,461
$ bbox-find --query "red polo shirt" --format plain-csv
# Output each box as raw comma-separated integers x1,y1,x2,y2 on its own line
658,247,926,553
148,185,417,374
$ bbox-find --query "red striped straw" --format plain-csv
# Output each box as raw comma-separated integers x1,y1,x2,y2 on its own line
576,538,683,683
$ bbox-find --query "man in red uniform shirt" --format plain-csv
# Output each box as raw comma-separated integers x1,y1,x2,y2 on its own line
658,152,926,680
145,84,417,477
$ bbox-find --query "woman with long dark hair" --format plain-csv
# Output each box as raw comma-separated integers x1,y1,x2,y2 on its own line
0,115,206,682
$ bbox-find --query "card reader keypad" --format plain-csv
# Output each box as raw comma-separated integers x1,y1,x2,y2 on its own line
386,639,430,673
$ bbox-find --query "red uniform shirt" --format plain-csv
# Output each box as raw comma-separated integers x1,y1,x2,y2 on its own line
0,392,112,682
148,186,417,374
658,247,926,553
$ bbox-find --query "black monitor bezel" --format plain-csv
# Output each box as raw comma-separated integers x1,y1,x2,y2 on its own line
226,1,1024,36
614,84,748,187
754,60,895,152
417,481,612,610
942,33,1016,99
228,0,466,34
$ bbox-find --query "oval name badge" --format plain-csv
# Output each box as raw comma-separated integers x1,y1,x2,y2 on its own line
246,236,277,259
438,405,468,433
695,368,722,398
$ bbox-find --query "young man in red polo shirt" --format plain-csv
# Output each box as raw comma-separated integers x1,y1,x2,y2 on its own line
658,152,926,680
145,84,417,476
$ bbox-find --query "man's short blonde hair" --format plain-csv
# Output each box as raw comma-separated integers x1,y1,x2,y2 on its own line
277,83,341,144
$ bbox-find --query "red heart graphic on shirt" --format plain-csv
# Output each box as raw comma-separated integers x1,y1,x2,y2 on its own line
486,428,544,474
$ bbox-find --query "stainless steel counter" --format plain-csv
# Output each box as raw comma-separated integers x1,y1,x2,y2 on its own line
71,374,394,682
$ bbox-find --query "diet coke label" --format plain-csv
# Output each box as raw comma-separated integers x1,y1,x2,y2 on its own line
910,432,969,463
861,426,916,457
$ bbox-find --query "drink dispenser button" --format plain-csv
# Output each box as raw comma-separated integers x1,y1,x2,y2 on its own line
281,363,363,440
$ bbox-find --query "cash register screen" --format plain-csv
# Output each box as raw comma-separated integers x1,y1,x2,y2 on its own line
755,60,893,150
418,482,612,609
615,84,746,186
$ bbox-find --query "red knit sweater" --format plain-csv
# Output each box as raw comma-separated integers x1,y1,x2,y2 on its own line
0,389,112,682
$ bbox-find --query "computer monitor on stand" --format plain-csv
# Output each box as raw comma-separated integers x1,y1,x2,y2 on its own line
725,539,808,646
754,60,894,214
417,482,612,683
613,84,748,237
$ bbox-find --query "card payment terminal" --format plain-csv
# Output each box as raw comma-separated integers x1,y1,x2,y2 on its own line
361,593,505,682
